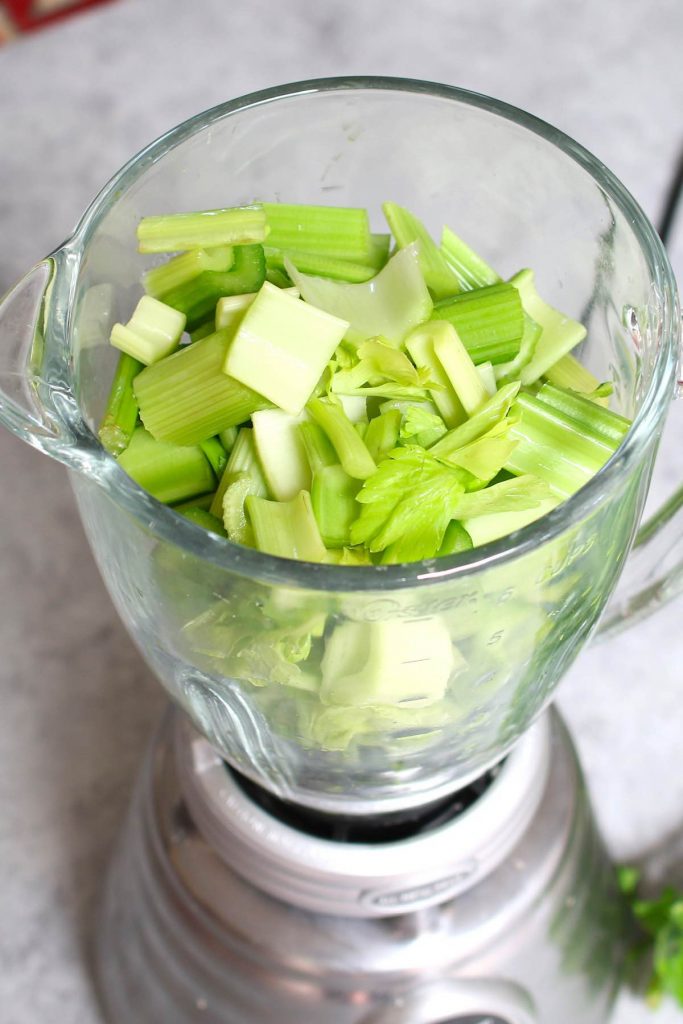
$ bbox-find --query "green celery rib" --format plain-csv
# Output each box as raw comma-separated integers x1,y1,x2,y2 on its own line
440,226,501,291
143,246,234,297
311,464,362,547
134,328,270,446
265,267,292,288
364,409,401,463
246,491,328,562
307,398,376,480
432,283,524,364
505,393,618,497
430,381,520,459
262,203,371,261
99,352,143,455
174,493,214,512
432,324,489,416
190,319,217,343
159,245,266,329
535,383,630,446
544,353,603,394
218,426,239,452
137,206,267,254
368,233,391,269
178,506,227,537
437,520,473,556
117,427,215,504
209,427,267,519
299,421,337,475
383,201,461,300
265,247,376,282
199,436,229,477
509,269,587,384
405,324,467,428
494,314,542,385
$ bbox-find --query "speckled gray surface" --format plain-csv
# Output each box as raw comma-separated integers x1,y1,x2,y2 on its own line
1,2,682,1021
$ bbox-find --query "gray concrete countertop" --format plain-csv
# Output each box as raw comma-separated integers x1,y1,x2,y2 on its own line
1,1,682,1021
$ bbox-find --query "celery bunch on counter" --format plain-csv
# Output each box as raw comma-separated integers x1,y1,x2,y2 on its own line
99,200,631,564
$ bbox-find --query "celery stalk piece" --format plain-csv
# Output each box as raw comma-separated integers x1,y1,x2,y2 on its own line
494,313,542,384
110,296,186,365
285,244,433,347
262,203,371,261
326,546,373,565
174,493,215,513
505,393,618,498
476,361,497,397
437,424,519,483
311,464,361,547
399,406,448,448
209,426,267,518
509,269,587,384
224,282,349,416
430,381,520,459
265,247,376,283
99,352,143,455
246,491,328,562
437,520,473,556
299,421,337,475
190,320,216,343
199,436,229,477
215,287,299,331
252,409,312,501
432,323,489,416
462,497,560,547
134,328,270,446
307,398,376,480
368,233,391,269
143,246,234,297
265,267,292,288
178,506,227,537
218,425,238,452
440,225,501,291
337,395,368,423
117,427,215,504
544,353,604,394
405,323,467,428
221,470,265,545
432,283,524,365
137,205,267,254
321,619,456,708
383,201,461,299
535,383,630,445
449,474,555,519
159,244,266,329
364,409,401,463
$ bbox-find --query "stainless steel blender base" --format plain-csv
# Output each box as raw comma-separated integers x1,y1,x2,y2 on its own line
95,707,627,1024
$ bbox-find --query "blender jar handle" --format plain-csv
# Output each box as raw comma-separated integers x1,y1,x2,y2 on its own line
361,978,536,1024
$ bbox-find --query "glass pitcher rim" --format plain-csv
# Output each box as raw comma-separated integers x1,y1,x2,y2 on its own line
58,76,679,592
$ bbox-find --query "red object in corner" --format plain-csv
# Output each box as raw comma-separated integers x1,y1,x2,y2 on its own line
2,0,115,34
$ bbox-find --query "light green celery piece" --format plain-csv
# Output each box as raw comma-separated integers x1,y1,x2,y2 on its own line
311,464,362,547
224,282,349,415
252,409,312,501
405,323,467,428
210,427,267,519
544,353,609,406
99,352,143,455
110,295,186,365
174,492,215,513
117,427,215,504
307,398,376,480
325,546,373,565
299,421,337,474
265,267,292,288
476,361,497,396
178,506,227,537
440,225,501,291
430,381,520,459
134,328,270,446
199,436,229,477
382,201,461,299
337,395,368,423
265,247,376,283
215,286,299,331
535,383,630,445
399,406,447,448
462,497,560,547
143,246,234,297
285,244,433,347
432,323,489,416
321,619,457,708
221,471,263,545
364,409,402,463
330,337,436,392
438,423,518,483
218,425,238,452
505,393,617,498
262,203,371,261
437,520,473,556
190,320,216,343
368,233,391,269
509,269,587,384
432,283,524,365
160,244,266,330
450,474,555,519
247,491,328,562
494,313,542,384
137,205,267,253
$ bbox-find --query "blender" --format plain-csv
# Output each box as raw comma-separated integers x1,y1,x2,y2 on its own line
0,79,681,1023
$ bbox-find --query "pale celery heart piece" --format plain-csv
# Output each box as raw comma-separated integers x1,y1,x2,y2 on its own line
432,322,489,416
224,282,348,415
215,287,299,331
510,268,587,385
110,295,186,365
252,408,312,502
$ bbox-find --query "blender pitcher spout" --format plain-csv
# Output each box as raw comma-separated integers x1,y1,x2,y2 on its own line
0,248,96,475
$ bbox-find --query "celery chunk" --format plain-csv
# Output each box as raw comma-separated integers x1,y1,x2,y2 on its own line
247,491,327,562
262,203,371,261
509,269,587,384
99,353,143,456
252,409,312,501
117,427,215,504
137,205,267,253
110,296,186,365
383,202,462,299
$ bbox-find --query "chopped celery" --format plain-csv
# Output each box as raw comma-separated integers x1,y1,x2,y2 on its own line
262,203,371,261
190,320,216,343
399,406,447,448
311,464,361,547
437,421,518,483
462,496,560,546
432,283,524,364
286,244,433,347
325,546,373,565
210,426,267,519
328,337,436,402
535,383,630,445
544,352,605,397
476,361,497,397
509,269,587,384
225,283,349,415
382,201,461,299
307,398,376,480
265,267,292,288
159,245,266,329
299,421,337,474
368,233,391,269
405,323,467,428
134,328,270,446
252,409,312,501
364,409,402,463
449,474,555,519
199,436,229,477
174,492,214,513
430,382,520,460
432,323,490,416
247,490,327,562
337,395,368,423
99,352,143,456
110,295,186,365
437,520,473,556
494,313,542,384
440,225,501,290
215,286,299,331
217,425,239,452
265,247,376,282
178,506,227,537
117,427,215,504
137,205,267,253
143,246,234,297
221,471,262,544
